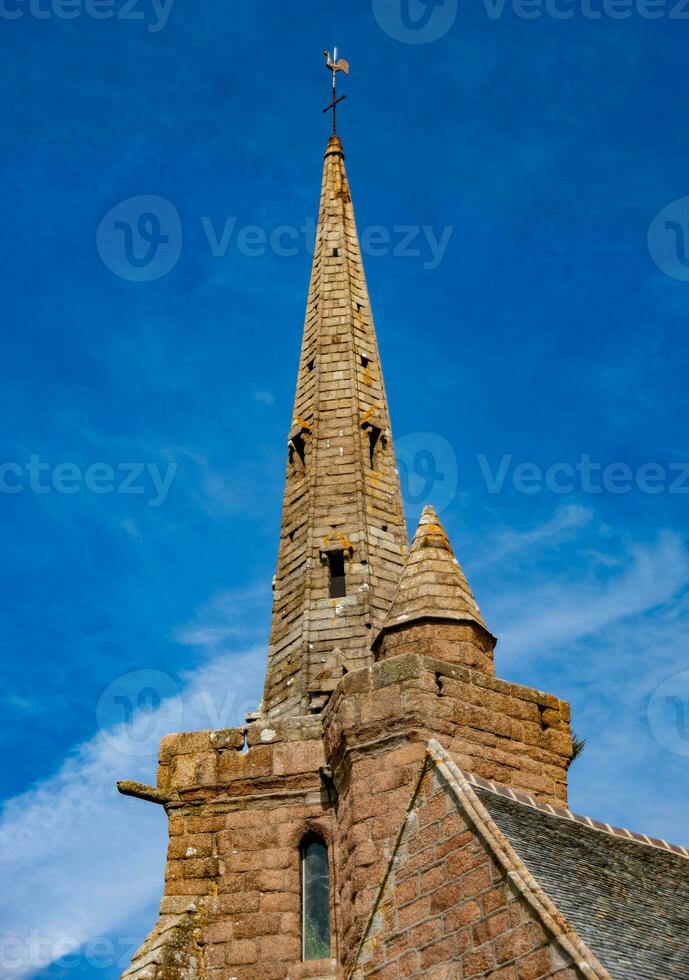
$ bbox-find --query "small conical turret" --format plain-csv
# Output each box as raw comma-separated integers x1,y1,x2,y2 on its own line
373,506,496,673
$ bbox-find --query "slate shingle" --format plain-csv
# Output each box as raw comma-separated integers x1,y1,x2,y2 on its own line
477,787,689,980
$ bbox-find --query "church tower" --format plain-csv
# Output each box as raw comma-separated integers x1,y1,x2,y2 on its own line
118,60,592,980
263,133,408,719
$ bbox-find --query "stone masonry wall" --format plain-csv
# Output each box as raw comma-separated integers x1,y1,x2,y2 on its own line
124,647,571,978
125,717,338,980
375,621,495,676
352,763,583,980
323,652,572,971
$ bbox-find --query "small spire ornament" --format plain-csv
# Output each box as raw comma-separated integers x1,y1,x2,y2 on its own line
323,47,350,135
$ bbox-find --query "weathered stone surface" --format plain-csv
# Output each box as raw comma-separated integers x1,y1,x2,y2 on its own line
118,131,597,980
374,506,494,655
350,754,586,980
261,134,409,719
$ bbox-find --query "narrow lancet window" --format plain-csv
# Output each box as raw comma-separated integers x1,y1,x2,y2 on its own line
289,432,306,468
328,550,346,598
368,425,382,469
301,835,331,960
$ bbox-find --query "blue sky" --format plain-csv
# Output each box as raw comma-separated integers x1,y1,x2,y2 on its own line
2,0,689,976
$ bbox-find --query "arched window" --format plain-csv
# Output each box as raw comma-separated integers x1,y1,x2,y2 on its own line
301,834,331,960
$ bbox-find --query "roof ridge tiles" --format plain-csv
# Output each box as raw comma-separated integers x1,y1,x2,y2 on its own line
461,768,689,859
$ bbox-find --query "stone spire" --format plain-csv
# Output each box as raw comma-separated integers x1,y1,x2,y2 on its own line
373,505,496,672
261,135,408,718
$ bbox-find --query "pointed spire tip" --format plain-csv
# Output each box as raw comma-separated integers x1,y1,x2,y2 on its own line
325,134,345,158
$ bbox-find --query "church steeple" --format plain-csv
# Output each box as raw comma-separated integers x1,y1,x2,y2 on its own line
261,134,408,717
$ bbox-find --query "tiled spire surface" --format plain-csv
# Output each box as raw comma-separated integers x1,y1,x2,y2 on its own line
262,135,408,717
375,505,492,641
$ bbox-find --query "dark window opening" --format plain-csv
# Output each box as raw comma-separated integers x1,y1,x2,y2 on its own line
288,529,295,542
332,248,339,257
290,433,306,467
360,353,369,368
301,835,331,961
368,425,383,469
307,359,315,372
382,524,388,532
328,551,346,599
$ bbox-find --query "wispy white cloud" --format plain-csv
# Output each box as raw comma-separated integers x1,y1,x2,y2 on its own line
471,509,689,845
4,511,689,978
175,585,269,649
475,503,593,566
497,529,689,658
0,589,266,979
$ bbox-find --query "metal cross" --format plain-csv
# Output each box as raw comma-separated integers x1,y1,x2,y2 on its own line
323,48,350,136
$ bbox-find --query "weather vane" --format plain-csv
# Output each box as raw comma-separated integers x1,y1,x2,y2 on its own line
323,48,350,136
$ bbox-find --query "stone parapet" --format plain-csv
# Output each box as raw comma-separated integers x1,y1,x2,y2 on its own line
323,653,572,804
156,716,325,799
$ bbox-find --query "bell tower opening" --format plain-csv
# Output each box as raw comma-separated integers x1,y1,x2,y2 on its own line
327,551,346,599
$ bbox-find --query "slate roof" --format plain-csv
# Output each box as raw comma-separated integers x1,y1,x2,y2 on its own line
475,785,689,980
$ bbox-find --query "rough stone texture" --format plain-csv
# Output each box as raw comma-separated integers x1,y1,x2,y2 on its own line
373,506,493,651
321,651,573,969
375,620,495,675
123,908,206,980
117,131,683,980
352,761,584,980
122,636,574,979
263,134,408,719
125,718,334,980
